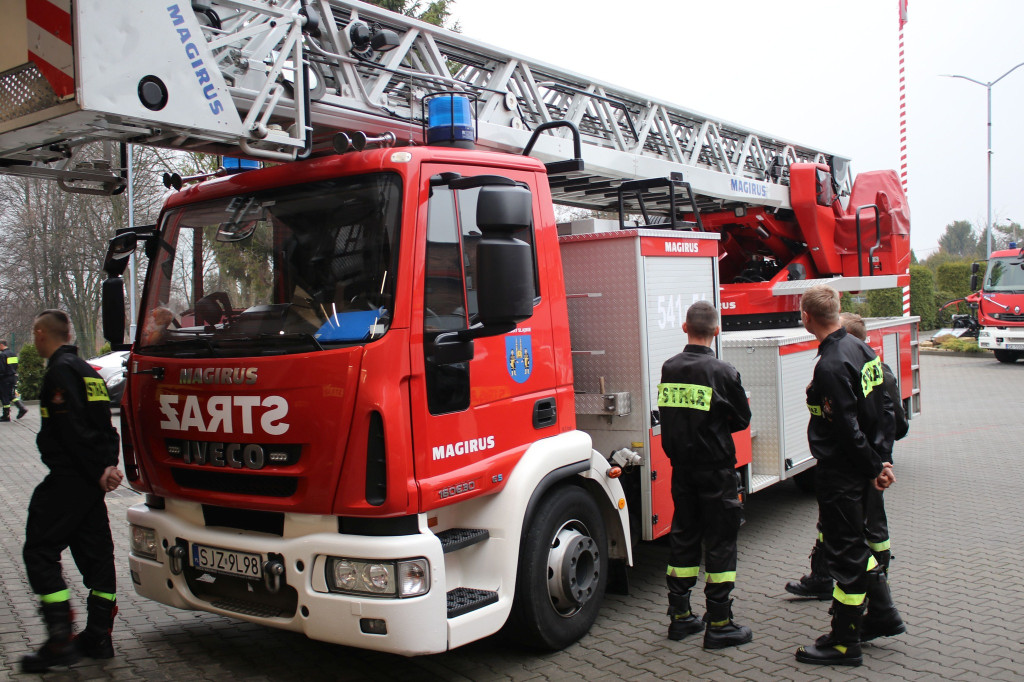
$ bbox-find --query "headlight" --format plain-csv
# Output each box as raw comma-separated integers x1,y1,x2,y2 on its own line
325,557,429,598
130,524,158,560
332,560,358,591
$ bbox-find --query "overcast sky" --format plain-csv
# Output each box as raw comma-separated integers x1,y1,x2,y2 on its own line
453,0,1024,258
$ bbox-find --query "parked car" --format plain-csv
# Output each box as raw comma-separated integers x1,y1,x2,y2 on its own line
87,350,129,407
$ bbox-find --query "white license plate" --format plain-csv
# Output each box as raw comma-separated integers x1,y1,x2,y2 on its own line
191,543,263,580
1006,344,1024,350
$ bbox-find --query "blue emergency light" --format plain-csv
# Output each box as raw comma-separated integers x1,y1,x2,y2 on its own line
221,157,261,173
425,93,476,147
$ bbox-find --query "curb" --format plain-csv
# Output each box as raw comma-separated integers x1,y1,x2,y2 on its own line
919,348,993,358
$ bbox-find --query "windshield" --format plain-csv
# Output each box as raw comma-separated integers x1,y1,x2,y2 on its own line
138,173,402,357
984,256,1024,293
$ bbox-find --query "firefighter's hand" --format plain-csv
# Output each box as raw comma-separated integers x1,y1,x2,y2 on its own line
99,466,123,493
873,463,895,491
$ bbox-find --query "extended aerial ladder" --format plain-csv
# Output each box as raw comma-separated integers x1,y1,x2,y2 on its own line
1,0,849,209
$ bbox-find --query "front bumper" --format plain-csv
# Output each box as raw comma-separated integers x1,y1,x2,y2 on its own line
977,326,1024,351
126,501,449,655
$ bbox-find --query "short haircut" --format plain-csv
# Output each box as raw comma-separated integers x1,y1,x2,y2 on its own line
800,284,840,325
35,309,72,343
0,339,6,347
839,312,867,341
686,300,719,337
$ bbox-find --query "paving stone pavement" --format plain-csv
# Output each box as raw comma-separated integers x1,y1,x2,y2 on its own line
0,353,1021,681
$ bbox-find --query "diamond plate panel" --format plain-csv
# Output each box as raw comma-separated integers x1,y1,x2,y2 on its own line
0,64,60,123
561,234,644,456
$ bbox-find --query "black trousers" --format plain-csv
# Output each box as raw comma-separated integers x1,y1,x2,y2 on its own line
667,466,743,603
815,483,888,552
0,377,15,407
24,474,116,598
816,466,874,601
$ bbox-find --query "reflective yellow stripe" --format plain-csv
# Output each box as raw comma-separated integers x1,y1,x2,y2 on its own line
832,586,866,606
816,532,824,543
860,357,884,397
834,644,848,654
40,407,49,418
90,590,116,601
710,620,730,627
40,589,70,604
807,403,822,416
83,376,110,402
706,571,736,584
666,565,700,578
6,356,17,365
868,539,890,552
657,383,713,411
866,555,879,572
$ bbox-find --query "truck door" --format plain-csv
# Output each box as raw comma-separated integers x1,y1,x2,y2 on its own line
409,165,559,509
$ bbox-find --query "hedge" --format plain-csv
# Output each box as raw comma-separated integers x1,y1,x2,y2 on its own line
936,262,974,300
17,344,45,401
867,288,903,318
910,265,936,330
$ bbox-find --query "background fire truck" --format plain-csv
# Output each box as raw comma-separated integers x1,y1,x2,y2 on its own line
938,246,1024,363
1,0,920,655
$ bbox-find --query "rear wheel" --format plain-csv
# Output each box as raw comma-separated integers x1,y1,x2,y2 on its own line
994,350,1019,364
503,485,608,650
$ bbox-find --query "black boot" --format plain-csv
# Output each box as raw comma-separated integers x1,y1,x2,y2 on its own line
795,600,863,666
703,598,752,650
21,601,80,672
667,593,704,641
74,594,118,658
862,566,905,642
15,401,27,419
785,541,833,599
0,407,10,422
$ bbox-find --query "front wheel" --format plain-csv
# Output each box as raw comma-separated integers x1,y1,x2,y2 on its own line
994,349,1020,364
503,485,608,650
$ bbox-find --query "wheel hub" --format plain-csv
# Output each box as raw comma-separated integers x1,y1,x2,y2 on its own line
546,523,600,616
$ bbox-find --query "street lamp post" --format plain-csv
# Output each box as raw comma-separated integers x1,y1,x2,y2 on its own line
942,61,1024,260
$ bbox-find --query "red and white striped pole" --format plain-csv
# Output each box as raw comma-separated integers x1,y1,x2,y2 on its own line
898,0,911,316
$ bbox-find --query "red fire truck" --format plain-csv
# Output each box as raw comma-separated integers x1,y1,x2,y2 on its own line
939,247,1024,363
1,0,920,655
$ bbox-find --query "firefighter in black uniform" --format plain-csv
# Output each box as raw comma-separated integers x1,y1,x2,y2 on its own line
795,287,896,667
785,313,907,643
21,310,122,673
659,301,753,650
0,338,27,420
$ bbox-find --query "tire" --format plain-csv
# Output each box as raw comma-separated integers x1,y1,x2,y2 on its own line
502,485,608,650
793,467,816,494
994,350,1019,364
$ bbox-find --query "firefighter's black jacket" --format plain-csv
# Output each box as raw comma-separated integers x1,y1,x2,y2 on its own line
806,328,895,478
0,347,15,381
659,344,751,471
37,345,119,483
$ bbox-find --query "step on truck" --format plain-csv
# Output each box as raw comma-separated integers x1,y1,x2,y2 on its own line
1,0,919,654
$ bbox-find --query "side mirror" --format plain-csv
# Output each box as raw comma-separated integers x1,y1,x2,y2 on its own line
102,277,127,346
970,273,979,291
971,262,980,274
475,185,534,326
103,233,137,277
